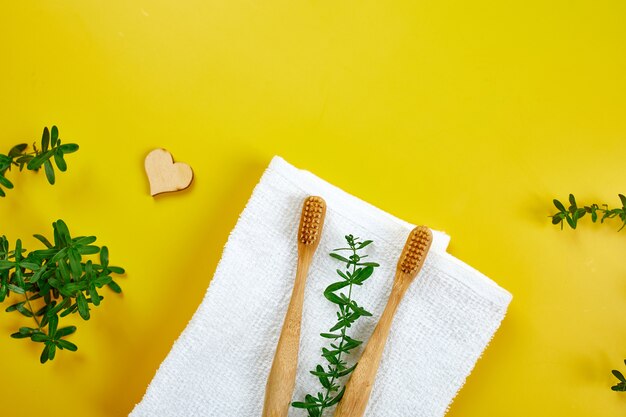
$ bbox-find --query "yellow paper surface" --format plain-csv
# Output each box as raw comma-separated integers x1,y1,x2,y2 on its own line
1,1,625,415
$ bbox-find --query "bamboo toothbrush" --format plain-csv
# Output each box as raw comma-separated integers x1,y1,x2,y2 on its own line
334,226,433,417
263,196,327,417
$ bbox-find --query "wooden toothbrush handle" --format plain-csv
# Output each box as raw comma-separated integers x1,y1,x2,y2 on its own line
334,282,405,417
262,253,312,417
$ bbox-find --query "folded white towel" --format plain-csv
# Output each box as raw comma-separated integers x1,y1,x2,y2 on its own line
130,156,512,417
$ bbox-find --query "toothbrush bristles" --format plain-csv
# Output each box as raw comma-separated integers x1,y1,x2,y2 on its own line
299,196,326,245
399,226,432,274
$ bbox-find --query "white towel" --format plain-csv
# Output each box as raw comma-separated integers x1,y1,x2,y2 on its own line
130,156,512,417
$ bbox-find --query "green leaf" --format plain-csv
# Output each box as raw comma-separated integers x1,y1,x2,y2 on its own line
48,314,58,338
16,303,33,317
107,280,122,293
40,344,50,364
74,236,97,245
56,326,76,338
56,339,78,351
48,343,56,360
356,262,379,267
33,234,53,248
89,285,100,306
329,253,350,263
553,199,566,212
18,261,40,271
620,194,626,208
357,240,373,249
612,370,626,383
59,143,79,153
54,219,71,244
15,239,23,262
324,290,347,305
77,245,99,255
7,283,25,294
336,269,348,280
352,266,374,284
329,319,348,332
100,246,109,266
314,365,331,389
325,386,346,406
31,333,48,342
108,266,125,274
54,151,67,172
324,281,350,294
76,292,90,320
569,193,577,208
8,143,28,158
5,301,24,312
41,127,50,152
611,382,626,391
93,275,112,287
50,126,59,147
43,160,55,184
291,402,319,409
336,364,357,377
0,260,15,270
68,248,82,280
0,175,13,189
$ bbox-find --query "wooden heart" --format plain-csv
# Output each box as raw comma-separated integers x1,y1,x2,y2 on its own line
144,149,194,196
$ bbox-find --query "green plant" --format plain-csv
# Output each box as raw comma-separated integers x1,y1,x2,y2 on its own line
292,235,379,416
0,220,124,363
0,125,79,197
551,193,626,231
551,193,626,391
612,361,626,392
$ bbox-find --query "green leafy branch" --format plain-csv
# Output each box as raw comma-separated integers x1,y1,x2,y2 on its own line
551,193,626,231
0,126,79,197
292,235,379,416
0,220,124,363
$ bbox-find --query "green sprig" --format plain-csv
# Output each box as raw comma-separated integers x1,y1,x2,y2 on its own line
292,235,379,416
0,126,79,197
0,220,124,363
550,193,626,231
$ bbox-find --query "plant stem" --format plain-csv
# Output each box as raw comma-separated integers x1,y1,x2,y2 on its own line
23,291,42,330
319,243,358,414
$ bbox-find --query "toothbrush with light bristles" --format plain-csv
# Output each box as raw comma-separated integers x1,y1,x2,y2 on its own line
262,196,327,417
333,226,433,417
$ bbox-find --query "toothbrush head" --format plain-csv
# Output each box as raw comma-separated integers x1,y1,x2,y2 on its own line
398,226,432,276
298,196,326,247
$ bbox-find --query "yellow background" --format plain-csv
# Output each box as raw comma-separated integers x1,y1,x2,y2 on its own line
1,1,625,416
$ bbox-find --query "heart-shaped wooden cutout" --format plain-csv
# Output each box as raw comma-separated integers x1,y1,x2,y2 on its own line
145,149,194,196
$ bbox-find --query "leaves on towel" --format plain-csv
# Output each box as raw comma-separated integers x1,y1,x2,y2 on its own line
0,126,79,198
1,220,124,363
292,235,379,416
